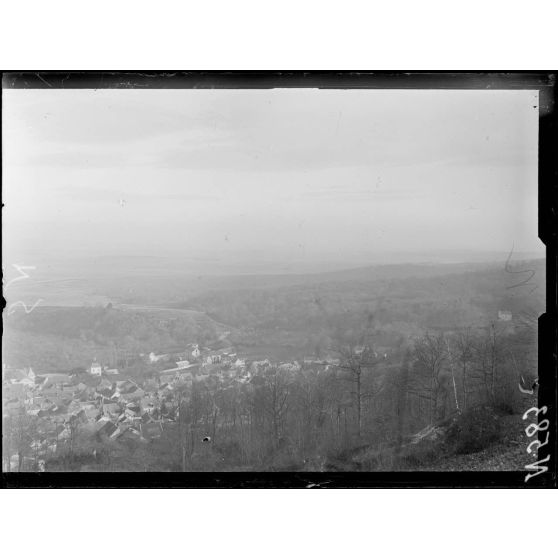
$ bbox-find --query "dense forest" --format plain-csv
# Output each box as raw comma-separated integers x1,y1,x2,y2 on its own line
186,259,544,360
4,259,544,371
3,306,221,372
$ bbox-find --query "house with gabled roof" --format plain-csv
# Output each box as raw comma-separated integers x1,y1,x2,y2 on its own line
102,400,121,417
84,405,101,421
39,373,71,387
111,424,145,444
125,402,141,415
119,388,145,403
94,417,118,439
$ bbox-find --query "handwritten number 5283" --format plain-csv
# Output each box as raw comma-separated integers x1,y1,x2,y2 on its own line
523,406,551,481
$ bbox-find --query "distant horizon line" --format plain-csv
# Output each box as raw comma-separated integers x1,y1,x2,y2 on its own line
4,253,545,284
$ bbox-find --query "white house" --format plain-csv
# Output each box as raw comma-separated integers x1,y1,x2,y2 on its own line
498,310,513,322
191,344,201,358
149,352,168,363
90,360,102,376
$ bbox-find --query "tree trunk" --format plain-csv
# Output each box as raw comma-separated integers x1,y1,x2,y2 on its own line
336,407,341,440
273,413,279,447
356,370,362,439
490,326,497,404
180,401,186,472
430,376,436,424
395,361,410,468
212,409,218,442
190,425,195,458
462,362,468,410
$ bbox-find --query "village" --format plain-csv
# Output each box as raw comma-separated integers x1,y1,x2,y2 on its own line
3,308,515,473
2,340,346,472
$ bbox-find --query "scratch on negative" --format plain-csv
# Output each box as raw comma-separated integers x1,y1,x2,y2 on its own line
36,74,53,87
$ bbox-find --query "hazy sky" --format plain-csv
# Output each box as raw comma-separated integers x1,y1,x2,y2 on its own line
3,88,541,273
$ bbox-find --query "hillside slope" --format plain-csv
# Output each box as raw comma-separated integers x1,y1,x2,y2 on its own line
414,414,532,471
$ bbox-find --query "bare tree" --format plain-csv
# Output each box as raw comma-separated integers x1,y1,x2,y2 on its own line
455,329,475,410
244,366,292,462
175,385,190,471
261,367,291,447
4,405,39,471
393,351,412,467
409,332,447,423
470,324,502,406
335,344,382,439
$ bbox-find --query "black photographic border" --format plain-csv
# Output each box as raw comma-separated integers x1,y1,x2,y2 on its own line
1,71,556,488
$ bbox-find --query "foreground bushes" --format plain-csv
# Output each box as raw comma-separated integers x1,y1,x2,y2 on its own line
444,406,502,454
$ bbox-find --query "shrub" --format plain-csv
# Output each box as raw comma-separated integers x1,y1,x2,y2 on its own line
214,439,244,464
494,400,515,416
400,441,441,467
445,406,502,454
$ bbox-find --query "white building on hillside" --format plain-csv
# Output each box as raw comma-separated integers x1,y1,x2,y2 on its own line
498,310,512,322
90,360,102,376
149,352,168,363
